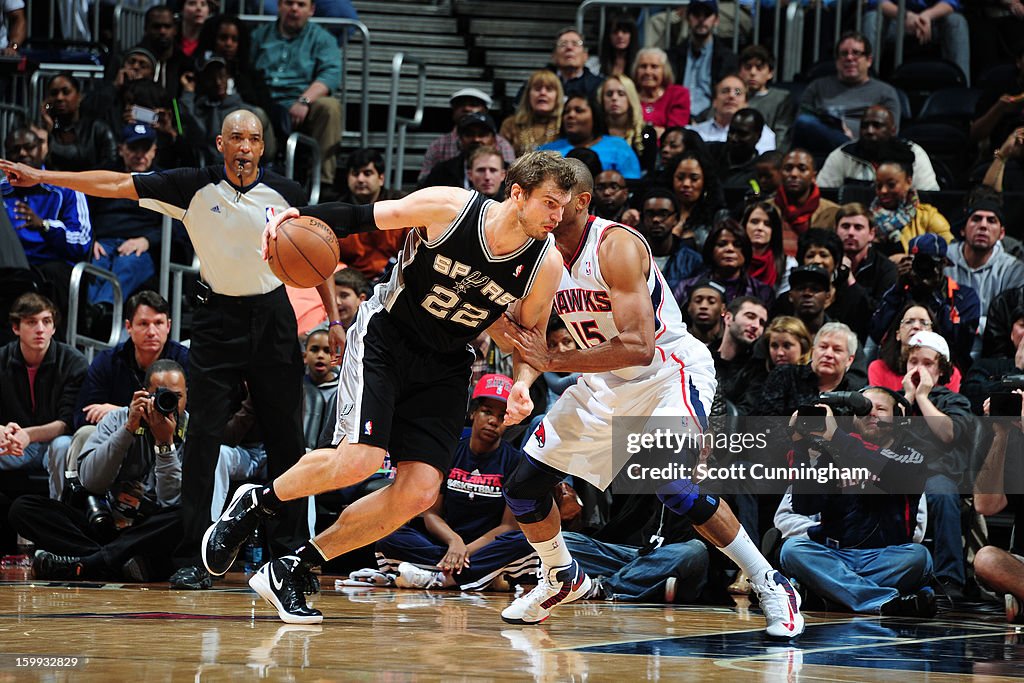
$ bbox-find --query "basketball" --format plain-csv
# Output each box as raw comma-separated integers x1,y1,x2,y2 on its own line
267,215,340,288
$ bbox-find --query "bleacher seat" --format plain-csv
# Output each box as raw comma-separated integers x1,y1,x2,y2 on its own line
901,122,972,188
889,60,967,116
837,183,875,206
916,88,983,127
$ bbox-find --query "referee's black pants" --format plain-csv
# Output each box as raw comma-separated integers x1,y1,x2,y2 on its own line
9,495,183,580
174,286,307,569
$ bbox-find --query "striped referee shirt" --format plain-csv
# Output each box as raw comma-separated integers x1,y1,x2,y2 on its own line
132,166,305,297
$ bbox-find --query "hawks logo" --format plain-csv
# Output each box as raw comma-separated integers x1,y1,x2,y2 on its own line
533,422,546,447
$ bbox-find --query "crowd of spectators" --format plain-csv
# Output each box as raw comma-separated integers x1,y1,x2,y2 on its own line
2,0,1024,625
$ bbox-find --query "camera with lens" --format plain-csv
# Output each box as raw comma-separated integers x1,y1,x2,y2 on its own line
1000,374,1024,391
61,477,117,541
815,391,873,416
990,392,1023,418
149,387,179,416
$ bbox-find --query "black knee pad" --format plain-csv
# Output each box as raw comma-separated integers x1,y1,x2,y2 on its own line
656,478,720,525
503,455,564,524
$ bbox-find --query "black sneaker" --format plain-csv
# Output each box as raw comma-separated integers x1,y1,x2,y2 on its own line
121,556,150,583
202,483,270,576
169,565,213,590
32,550,84,580
249,557,323,624
881,587,937,618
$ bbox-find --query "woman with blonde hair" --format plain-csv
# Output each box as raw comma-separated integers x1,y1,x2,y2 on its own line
764,316,813,369
599,75,654,171
499,70,564,156
633,47,690,135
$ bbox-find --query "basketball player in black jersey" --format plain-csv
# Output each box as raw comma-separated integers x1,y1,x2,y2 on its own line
202,151,572,624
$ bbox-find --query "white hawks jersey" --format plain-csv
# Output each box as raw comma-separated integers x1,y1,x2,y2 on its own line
553,215,707,382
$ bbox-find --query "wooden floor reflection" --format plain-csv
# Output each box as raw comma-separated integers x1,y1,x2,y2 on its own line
0,573,1021,681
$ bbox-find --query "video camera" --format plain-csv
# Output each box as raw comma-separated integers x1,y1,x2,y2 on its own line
793,392,873,436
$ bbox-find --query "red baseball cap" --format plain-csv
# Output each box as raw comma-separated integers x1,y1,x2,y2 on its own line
472,373,513,403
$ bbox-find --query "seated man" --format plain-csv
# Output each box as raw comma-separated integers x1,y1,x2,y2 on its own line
771,149,840,238
688,75,776,153
634,188,703,291
421,113,501,190
3,127,91,330
963,303,1024,414
704,108,771,191
418,88,515,184
794,31,901,153
777,386,936,616
85,126,164,332
467,145,507,201
973,386,1024,623
0,293,88,498
739,45,795,150
591,170,630,225
9,359,187,582
334,149,407,282
863,0,971,86
74,291,189,431
686,280,727,347
252,0,343,185
374,374,540,591
835,203,899,311
817,105,939,191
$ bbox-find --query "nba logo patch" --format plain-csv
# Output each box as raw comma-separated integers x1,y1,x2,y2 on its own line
364,420,373,436
584,260,592,276
534,422,546,447
265,207,276,223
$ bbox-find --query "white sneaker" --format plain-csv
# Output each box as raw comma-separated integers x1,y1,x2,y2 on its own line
501,560,592,625
750,570,805,639
395,562,444,589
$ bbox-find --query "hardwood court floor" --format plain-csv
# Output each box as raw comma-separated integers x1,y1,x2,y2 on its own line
0,571,1022,681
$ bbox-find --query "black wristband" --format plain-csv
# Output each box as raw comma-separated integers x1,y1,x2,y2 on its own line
300,202,379,239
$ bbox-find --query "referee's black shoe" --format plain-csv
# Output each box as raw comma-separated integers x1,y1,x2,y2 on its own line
250,556,323,624
202,483,271,576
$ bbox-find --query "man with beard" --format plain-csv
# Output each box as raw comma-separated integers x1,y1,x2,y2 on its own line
705,108,771,190
817,105,939,190
688,76,776,153
666,0,739,117
137,5,191,96
714,295,767,401
335,149,406,281
635,188,703,291
944,200,1024,339
775,386,937,617
686,280,727,347
421,113,500,190
771,149,839,237
592,170,631,224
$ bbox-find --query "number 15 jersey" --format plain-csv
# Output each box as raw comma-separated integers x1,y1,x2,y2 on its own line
553,215,706,381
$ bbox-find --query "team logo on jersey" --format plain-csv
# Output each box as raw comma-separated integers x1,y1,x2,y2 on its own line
513,265,523,278
534,422,546,447
364,420,373,435
340,403,354,416
453,270,490,294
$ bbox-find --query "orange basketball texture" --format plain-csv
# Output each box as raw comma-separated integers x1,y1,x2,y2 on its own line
267,216,340,288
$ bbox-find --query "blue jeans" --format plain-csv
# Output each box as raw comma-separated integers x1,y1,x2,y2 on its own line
88,239,156,305
924,473,966,586
210,445,267,521
780,537,932,613
862,10,971,85
564,532,708,602
792,113,853,155
0,436,71,500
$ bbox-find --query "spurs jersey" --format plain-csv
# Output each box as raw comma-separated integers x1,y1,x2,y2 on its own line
554,215,706,381
374,191,553,353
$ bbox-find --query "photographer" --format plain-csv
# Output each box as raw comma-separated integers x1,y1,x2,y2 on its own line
775,387,936,616
963,305,1024,415
868,234,980,370
8,360,187,582
972,390,1024,624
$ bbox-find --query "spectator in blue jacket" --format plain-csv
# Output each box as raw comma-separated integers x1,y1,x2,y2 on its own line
3,127,91,332
73,291,189,431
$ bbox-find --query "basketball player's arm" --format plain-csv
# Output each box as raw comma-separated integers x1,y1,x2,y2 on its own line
0,161,138,199
503,248,563,425
314,277,345,362
263,186,471,252
509,230,655,373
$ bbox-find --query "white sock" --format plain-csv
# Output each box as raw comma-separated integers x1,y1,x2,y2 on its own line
719,526,773,586
528,532,573,575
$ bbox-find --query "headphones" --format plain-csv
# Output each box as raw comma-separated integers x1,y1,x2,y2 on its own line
860,386,912,417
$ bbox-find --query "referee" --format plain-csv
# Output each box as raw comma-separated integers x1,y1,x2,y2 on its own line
0,111,344,588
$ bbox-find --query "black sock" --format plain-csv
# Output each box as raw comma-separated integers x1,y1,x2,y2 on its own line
258,484,284,512
294,541,328,568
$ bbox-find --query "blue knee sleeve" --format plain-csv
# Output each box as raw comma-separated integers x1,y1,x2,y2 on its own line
504,492,553,524
656,478,720,525
503,455,562,524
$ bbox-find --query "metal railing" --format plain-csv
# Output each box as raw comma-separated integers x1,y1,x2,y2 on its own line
28,63,106,121
157,216,200,343
67,263,123,362
384,54,427,191
238,15,371,149
780,0,888,81
112,2,147,55
30,0,102,43
285,133,323,205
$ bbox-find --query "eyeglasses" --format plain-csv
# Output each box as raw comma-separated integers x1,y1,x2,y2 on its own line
838,49,866,58
595,183,625,192
717,87,744,96
643,209,677,220
900,318,933,328
556,39,584,49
